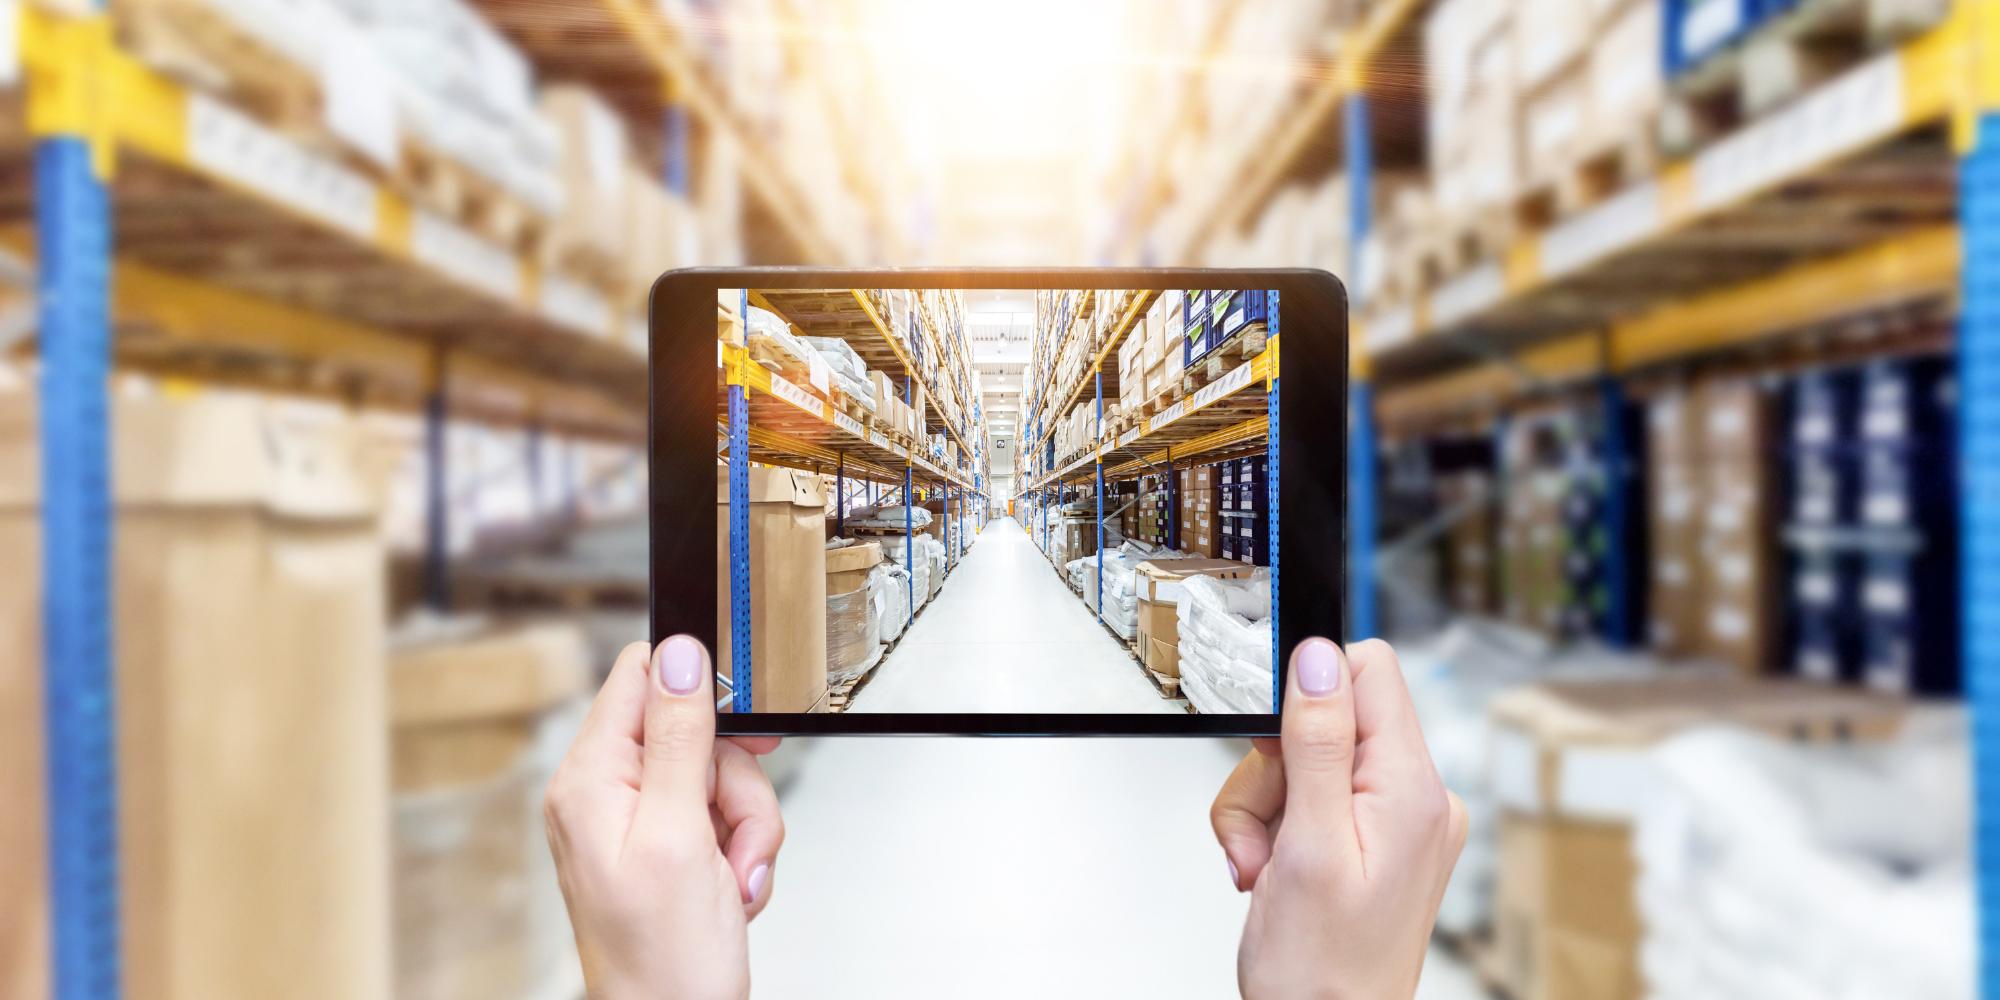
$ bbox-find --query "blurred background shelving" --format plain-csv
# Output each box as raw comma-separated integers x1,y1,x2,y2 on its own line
5,0,1993,997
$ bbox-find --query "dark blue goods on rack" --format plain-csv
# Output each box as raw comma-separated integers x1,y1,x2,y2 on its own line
1788,447,1856,525
1181,289,1211,367
1786,366,1860,450
1787,549,1861,683
1664,0,1798,76
1212,289,1271,342
1860,354,1955,447
1860,550,1960,695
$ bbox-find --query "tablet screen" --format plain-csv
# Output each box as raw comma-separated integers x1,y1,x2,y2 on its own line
712,286,1284,718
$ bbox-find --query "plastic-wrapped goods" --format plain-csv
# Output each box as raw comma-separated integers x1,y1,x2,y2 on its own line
826,582,884,685
852,505,933,533
870,563,909,642
802,336,867,383
744,305,818,376
1066,542,1170,640
1634,717,1972,1000
927,541,946,601
1177,573,1275,715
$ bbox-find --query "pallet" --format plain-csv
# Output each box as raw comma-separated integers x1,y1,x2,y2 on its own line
1661,0,1924,156
1511,126,1662,235
399,141,551,257
122,3,322,140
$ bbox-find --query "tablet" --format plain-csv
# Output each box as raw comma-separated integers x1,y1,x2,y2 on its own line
652,269,1346,736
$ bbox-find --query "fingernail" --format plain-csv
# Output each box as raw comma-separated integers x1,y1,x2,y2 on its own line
657,635,703,695
1296,639,1342,697
746,863,770,904
1227,857,1239,890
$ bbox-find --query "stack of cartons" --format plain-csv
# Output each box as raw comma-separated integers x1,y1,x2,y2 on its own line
541,85,630,279
1646,385,1704,657
1518,0,1663,206
1425,0,1519,226
1145,290,1185,410
1487,677,1905,1000
1499,417,1567,636
1693,375,1778,675
716,466,829,714
1178,464,1220,558
1136,473,1171,545
1118,325,1145,415
1439,471,1496,614
1134,559,1258,678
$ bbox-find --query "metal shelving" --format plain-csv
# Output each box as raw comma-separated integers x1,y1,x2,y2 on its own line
719,286,985,711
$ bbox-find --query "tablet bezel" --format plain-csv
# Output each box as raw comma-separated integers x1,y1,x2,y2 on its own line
652,268,1347,736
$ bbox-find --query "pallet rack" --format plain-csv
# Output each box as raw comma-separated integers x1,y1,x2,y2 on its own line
18,0,888,993
719,287,986,712
1123,0,2000,980
1016,289,1282,708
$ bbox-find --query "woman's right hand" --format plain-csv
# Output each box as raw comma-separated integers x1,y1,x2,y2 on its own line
1212,638,1468,1000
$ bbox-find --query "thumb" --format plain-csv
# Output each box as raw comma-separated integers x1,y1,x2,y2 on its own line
630,635,717,842
1275,638,1360,858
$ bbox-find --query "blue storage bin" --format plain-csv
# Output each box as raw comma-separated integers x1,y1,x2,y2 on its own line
1182,290,1212,367
1665,0,1799,76
1211,289,1271,343
1859,354,1954,449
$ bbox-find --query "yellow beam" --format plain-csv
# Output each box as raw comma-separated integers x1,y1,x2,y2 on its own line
1377,225,1963,423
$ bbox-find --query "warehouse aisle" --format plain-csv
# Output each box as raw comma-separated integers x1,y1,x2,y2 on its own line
849,516,1181,714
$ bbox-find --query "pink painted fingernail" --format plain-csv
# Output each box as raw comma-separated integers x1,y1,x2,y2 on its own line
1296,639,1342,697
746,863,770,904
657,636,704,695
1227,857,1239,889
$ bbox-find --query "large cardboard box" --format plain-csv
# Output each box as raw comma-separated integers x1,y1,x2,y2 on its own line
826,540,883,594
1,392,391,1000
389,620,587,1000
1134,559,1256,677
717,466,828,713
541,84,629,270
1488,677,1906,1000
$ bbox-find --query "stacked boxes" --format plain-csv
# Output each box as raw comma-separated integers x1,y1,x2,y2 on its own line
1134,559,1259,678
1500,416,1569,636
1647,386,1705,657
1149,290,1186,404
1179,464,1220,558
1185,290,1271,366
1694,376,1779,675
1782,356,1960,694
1440,471,1497,614
1556,397,1644,642
1218,456,1270,566
1135,473,1172,546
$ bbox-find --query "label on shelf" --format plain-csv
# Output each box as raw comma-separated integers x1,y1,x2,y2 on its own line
1692,53,1902,213
1154,398,1189,430
833,412,864,438
412,211,520,301
869,430,893,452
1118,427,1140,448
188,93,376,241
1189,360,1256,412
540,274,613,336
1540,182,1663,280
1430,261,1505,329
768,373,825,418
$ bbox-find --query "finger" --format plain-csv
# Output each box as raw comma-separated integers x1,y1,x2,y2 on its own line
1274,637,1361,861
1346,639,1434,772
1211,748,1285,892
568,641,652,769
1250,737,1280,758
629,635,719,845
714,741,785,918
727,736,783,756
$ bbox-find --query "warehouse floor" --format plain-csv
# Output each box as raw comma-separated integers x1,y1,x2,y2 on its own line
849,516,1181,714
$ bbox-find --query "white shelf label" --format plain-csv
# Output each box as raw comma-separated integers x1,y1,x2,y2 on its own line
1430,261,1505,329
1190,360,1255,411
1118,427,1140,448
412,211,520,301
1154,399,1189,430
833,412,864,438
188,93,377,240
1540,182,1663,279
1693,53,1902,212
869,430,892,451
540,274,612,336
1365,305,1416,351
768,373,824,418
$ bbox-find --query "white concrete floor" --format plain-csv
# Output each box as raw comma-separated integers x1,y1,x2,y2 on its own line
744,516,1489,998
850,516,1182,714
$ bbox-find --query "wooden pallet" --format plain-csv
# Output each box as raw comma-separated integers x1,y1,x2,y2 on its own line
1661,0,1928,156
398,140,552,257
1512,125,1662,235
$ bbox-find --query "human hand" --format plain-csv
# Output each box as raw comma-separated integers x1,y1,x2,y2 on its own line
544,636,785,1000
1212,638,1468,1000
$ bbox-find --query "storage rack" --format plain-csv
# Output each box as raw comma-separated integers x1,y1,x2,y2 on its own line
19,1,885,993
1015,289,1281,704
719,287,986,711
1118,0,2000,979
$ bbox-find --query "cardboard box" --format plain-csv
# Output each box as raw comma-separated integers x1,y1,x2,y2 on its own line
826,540,883,594
717,466,828,713
1133,558,1254,602
1487,677,1906,1000
541,84,629,269
1142,632,1181,677
1,392,392,1000
871,370,898,415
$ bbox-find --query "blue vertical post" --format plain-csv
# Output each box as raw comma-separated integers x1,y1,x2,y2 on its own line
1962,113,2000,998
835,452,845,536
1346,94,1378,642
37,128,121,1000
1600,377,1634,645
1095,367,1105,622
730,290,752,712
425,346,450,609
904,376,915,614
1268,290,1282,710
